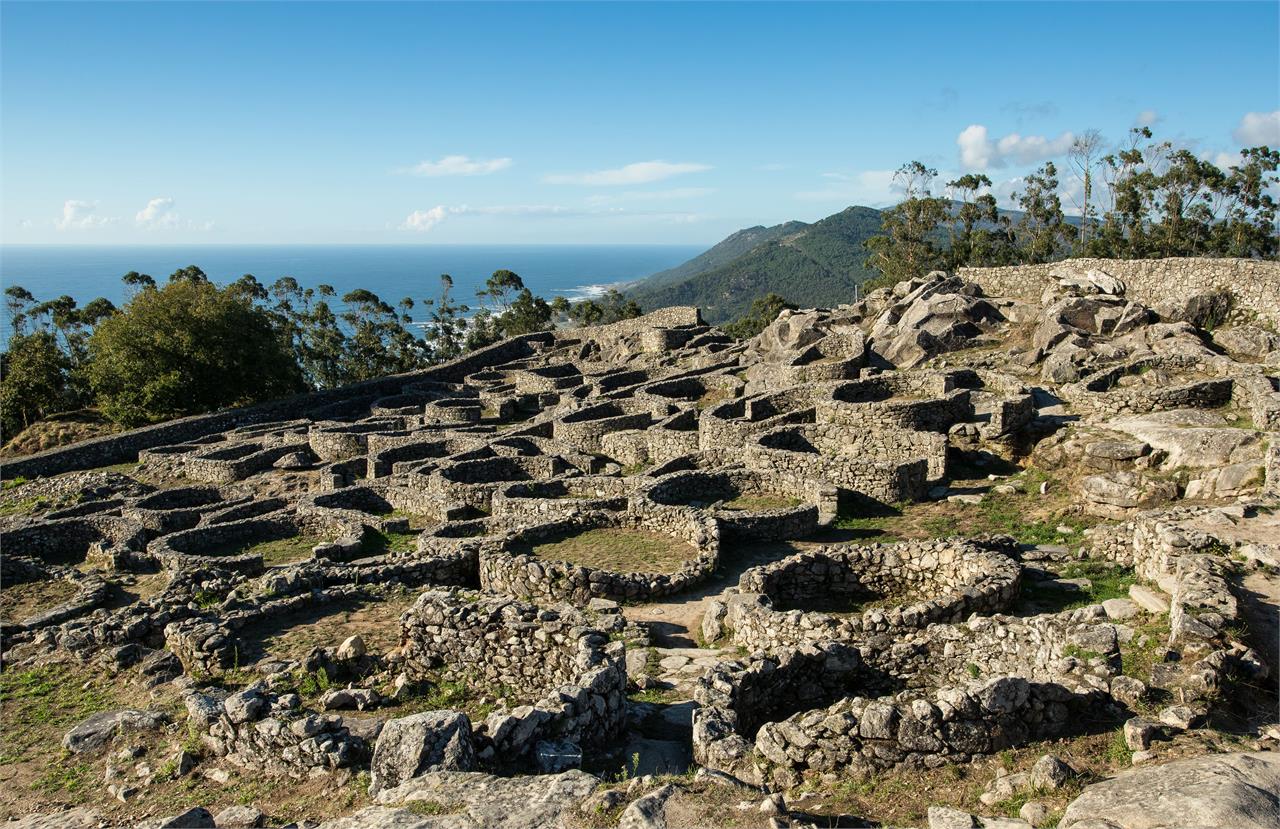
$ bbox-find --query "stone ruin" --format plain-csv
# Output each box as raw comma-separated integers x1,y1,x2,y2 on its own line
1,260,1278,829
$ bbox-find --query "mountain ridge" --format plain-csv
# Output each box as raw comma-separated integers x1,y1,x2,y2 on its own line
628,205,884,322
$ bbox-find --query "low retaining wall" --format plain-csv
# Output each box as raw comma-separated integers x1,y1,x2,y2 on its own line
959,258,1280,329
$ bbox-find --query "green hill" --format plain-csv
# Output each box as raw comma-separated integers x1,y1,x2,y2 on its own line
629,205,884,322
638,220,810,290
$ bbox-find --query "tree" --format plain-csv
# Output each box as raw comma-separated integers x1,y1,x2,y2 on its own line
944,173,1010,269
1214,146,1280,258
477,269,525,311
422,274,468,362
168,265,210,284
122,271,156,293
567,289,642,327
1014,161,1070,264
4,285,36,337
723,293,796,339
864,161,948,282
86,278,304,426
1067,129,1105,247
0,331,72,438
334,289,426,382
500,288,554,336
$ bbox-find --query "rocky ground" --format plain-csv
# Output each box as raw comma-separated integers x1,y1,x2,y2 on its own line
1,261,1278,828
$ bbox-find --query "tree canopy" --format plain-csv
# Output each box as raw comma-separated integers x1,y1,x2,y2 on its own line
84,278,305,426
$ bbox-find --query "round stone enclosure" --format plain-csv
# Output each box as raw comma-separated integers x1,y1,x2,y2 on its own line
639,467,825,540
724,538,1023,650
149,510,366,573
480,509,719,602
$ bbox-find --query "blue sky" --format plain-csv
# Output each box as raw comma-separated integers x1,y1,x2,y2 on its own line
2,1,1277,245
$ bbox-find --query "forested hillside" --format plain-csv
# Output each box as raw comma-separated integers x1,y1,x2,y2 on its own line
629,206,883,322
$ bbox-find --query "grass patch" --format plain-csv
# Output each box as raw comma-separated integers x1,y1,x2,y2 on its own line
393,676,505,721
720,494,802,512
1021,560,1138,612
524,527,696,573
206,534,323,566
919,489,1092,545
627,686,683,705
360,528,420,555
0,579,79,625
0,665,118,765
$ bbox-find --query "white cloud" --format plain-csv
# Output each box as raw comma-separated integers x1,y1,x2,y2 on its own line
756,163,789,172
400,204,572,232
957,124,1075,170
399,203,708,232
401,206,451,232
584,187,715,205
794,169,901,206
1135,109,1160,127
544,160,711,186
401,155,513,177
55,199,115,230
1233,111,1280,146
135,197,179,228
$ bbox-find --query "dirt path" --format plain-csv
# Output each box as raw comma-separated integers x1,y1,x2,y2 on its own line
621,530,864,648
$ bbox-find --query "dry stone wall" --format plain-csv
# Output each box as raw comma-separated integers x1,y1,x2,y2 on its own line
960,257,1280,328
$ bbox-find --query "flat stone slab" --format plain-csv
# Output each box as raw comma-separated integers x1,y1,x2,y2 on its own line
1129,584,1170,614
62,709,169,754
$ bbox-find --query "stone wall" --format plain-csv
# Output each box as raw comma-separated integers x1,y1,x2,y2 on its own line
958,258,1280,329
695,606,1125,787
719,538,1023,651
479,508,719,603
745,425,931,504
0,515,149,571
0,333,549,481
398,590,627,763
184,688,367,776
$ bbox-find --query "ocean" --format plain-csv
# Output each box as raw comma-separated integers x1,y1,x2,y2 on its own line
0,244,703,341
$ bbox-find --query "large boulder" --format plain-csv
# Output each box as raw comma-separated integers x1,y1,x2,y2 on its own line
867,274,1004,368
1109,412,1264,469
369,711,475,795
1059,751,1280,829
62,709,169,753
1213,325,1280,360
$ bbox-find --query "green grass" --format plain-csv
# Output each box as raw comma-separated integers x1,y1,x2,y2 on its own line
30,760,94,797
1104,727,1131,764
360,527,420,555
628,686,683,705
393,676,501,720
205,534,322,566
922,490,1091,545
721,494,802,512
0,666,118,765
295,669,334,697
832,511,903,544
524,527,696,573
2,476,28,490
1020,560,1137,612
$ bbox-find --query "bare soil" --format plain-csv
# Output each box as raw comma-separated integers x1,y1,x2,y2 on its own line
0,579,78,626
